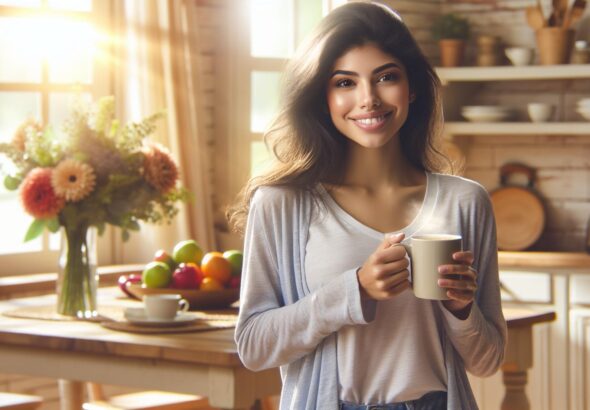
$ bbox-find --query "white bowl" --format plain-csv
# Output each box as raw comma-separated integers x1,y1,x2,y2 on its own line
576,107,590,120
461,105,512,114
505,47,534,66
462,111,512,122
461,105,514,122
527,103,555,122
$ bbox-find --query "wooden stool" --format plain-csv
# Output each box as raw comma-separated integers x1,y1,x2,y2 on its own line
83,384,217,410
0,393,42,410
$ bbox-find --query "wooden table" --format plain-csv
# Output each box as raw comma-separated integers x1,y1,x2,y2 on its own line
0,288,555,410
501,308,556,410
0,288,281,410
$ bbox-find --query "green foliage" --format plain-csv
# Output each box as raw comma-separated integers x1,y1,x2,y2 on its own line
0,96,188,243
431,13,470,41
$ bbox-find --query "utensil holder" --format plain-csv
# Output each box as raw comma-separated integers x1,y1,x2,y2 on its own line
535,28,575,65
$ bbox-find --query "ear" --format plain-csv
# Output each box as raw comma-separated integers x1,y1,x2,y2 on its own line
409,92,416,103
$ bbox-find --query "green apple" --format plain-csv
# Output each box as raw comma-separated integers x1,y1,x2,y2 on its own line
172,239,203,265
223,249,243,276
142,261,172,288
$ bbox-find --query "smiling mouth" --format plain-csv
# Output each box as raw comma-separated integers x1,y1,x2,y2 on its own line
351,112,392,130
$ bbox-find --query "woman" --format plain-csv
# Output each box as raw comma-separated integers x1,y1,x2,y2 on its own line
228,3,506,409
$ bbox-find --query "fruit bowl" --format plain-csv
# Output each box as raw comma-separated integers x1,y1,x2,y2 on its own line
126,284,240,310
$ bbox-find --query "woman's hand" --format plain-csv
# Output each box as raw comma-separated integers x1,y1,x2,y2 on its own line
438,251,477,319
357,233,411,300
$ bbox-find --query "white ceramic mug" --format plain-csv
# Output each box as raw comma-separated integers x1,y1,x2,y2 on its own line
400,234,462,300
143,294,190,320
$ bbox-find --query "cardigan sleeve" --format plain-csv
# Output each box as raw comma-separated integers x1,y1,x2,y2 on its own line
440,184,507,377
234,187,370,372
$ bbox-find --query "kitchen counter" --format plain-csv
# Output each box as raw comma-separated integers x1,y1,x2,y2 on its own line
499,251,590,271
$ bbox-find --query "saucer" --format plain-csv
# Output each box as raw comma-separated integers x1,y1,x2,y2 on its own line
123,307,199,327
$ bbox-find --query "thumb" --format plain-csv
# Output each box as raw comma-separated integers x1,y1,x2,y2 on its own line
381,232,405,249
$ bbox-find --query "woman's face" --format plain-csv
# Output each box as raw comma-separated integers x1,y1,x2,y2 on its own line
326,43,412,149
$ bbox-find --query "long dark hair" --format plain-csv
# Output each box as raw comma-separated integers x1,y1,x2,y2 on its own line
228,2,447,233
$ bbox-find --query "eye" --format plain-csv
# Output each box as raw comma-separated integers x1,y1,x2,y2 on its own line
378,72,400,83
335,78,354,88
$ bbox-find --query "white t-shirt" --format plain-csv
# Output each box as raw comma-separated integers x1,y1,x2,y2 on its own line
305,173,447,404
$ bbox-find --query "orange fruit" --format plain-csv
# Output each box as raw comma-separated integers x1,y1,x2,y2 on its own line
200,251,232,285
200,276,224,291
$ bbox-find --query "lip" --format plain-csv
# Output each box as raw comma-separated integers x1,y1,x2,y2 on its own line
349,111,392,131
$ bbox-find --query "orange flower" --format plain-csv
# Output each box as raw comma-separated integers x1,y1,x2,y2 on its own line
20,168,65,219
142,143,179,193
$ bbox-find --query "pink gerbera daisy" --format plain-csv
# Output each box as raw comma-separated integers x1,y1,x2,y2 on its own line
20,168,65,219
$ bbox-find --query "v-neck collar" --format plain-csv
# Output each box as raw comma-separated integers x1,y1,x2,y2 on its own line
317,172,438,240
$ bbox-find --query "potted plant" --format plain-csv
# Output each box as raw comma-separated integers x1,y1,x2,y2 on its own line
432,13,470,67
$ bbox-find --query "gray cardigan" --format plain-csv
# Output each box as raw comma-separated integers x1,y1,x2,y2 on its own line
235,173,507,410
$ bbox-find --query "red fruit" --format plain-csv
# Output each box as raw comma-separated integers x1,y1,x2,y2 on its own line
154,249,176,270
171,263,204,289
228,276,241,289
118,274,142,298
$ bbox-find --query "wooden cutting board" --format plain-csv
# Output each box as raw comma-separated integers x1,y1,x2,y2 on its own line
490,163,545,251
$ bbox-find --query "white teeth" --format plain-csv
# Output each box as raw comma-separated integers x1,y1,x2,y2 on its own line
356,115,385,125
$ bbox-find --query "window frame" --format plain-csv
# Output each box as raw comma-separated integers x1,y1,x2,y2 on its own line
0,0,113,276
221,0,345,207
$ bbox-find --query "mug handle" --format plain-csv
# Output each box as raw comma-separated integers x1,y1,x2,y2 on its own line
178,298,190,313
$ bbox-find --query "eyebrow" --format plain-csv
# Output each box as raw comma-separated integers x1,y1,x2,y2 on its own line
330,62,401,78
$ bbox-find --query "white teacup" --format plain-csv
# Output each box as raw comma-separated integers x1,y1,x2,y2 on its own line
143,294,189,321
400,234,462,300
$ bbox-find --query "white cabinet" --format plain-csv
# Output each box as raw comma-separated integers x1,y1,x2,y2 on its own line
437,64,590,137
469,253,590,410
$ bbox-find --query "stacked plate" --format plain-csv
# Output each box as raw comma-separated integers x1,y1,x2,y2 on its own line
576,98,590,120
461,105,514,122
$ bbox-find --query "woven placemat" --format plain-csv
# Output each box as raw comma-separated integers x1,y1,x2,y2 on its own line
2,305,237,334
100,319,236,334
2,305,120,322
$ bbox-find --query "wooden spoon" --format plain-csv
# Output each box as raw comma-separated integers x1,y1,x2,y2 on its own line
526,5,547,29
563,0,587,28
549,0,569,26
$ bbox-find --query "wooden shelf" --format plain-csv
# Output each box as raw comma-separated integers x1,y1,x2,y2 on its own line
444,121,590,136
498,251,590,270
436,64,590,84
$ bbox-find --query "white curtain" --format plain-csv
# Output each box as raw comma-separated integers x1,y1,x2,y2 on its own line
111,0,216,262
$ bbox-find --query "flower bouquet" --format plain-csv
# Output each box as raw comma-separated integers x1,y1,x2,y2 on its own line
0,96,188,318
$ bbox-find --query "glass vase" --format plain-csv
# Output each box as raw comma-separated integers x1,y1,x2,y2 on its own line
57,224,98,318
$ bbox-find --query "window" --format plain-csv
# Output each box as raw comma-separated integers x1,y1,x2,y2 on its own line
0,0,111,275
223,0,345,201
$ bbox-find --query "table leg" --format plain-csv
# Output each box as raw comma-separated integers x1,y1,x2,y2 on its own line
58,379,84,410
501,326,533,410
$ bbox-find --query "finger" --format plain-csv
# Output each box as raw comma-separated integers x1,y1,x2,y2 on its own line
438,264,477,279
380,269,410,289
438,277,477,291
452,251,474,265
384,232,405,247
446,289,475,302
383,278,411,297
377,244,408,263
373,258,409,279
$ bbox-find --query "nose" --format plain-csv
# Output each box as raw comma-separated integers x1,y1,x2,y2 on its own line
359,82,381,109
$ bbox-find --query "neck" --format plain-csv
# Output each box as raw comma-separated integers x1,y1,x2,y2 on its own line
341,137,424,190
